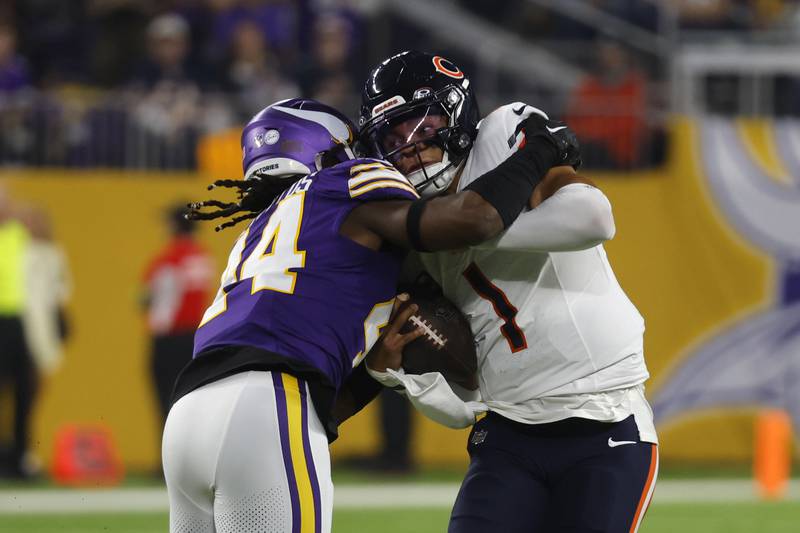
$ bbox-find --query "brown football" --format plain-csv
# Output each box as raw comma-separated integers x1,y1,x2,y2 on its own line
399,291,478,390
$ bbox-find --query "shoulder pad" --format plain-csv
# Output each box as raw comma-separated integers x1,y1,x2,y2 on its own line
457,102,551,190
311,158,419,202
347,159,419,202
480,102,549,151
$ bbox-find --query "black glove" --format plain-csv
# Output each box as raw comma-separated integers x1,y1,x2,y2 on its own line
464,113,582,229
517,114,582,171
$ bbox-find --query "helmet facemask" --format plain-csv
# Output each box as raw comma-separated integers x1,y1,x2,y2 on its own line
360,87,472,197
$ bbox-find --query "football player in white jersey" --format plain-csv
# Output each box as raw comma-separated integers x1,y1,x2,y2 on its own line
359,51,658,533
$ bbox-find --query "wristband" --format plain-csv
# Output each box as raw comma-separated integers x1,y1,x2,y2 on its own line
406,198,432,252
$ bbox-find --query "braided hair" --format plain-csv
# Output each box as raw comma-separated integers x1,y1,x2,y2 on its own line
186,172,302,232
187,142,356,231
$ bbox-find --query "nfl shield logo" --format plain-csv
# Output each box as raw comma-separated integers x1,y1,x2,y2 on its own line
470,429,488,445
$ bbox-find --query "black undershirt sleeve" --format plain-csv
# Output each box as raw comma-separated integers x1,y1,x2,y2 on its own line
342,361,383,412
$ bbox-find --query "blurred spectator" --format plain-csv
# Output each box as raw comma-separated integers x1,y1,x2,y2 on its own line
0,23,31,93
221,19,299,122
338,387,415,474
12,204,71,479
458,0,658,42
141,203,214,435
13,0,88,86
19,206,71,377
752,0,791,29
206,0,298,65
130,13,207,168
298,12,360,112
675,0,753,30
133,13,207,90
0,185,36,479
86,1,152,87
564,40,651,169
340,389,415,474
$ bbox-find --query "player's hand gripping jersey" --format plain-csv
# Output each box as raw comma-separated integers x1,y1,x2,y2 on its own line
177,158,418,436
418,103,655,439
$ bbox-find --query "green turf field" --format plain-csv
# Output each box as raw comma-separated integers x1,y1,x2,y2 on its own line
1,502,799,532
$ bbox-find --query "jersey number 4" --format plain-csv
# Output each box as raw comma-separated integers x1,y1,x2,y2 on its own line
463,262,528,353
199,193,306,327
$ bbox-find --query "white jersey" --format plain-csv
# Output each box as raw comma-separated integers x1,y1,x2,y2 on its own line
418,103,656,442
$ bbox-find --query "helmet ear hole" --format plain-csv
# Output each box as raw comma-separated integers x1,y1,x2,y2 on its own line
446,132,472,157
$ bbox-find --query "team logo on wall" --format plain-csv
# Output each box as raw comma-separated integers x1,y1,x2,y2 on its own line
652,119,800,432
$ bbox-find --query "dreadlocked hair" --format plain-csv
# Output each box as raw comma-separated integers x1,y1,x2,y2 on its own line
186,171,303,232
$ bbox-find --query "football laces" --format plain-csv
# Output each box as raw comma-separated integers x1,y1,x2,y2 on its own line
409,315,448,349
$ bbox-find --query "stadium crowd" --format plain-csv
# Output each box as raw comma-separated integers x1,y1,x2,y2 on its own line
1,0,800,169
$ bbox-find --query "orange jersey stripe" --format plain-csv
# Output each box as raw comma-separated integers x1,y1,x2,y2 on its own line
629,444,659,533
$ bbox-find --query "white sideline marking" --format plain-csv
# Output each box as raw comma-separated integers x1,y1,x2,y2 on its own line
0,480,798,514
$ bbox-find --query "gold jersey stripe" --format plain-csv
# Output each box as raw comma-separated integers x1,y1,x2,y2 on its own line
281,373,317,533
349,169,410,189
350,176,408,193
350,161,395,174
350,179,419,198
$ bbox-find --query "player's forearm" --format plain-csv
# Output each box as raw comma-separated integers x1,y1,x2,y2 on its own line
419,191,504,250
477,183,615,252
406,125,580,252
333,363,384,424
367,367,487,429
355,195,503,252
332,389,360,425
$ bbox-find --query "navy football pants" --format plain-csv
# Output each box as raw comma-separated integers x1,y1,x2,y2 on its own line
449,414,658,533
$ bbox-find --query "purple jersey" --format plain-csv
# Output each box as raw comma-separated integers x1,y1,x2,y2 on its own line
193,158,418,391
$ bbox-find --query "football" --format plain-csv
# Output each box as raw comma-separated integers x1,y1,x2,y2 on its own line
399,279,478,390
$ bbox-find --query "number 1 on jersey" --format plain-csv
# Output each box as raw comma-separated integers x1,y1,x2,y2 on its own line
463,262,528,353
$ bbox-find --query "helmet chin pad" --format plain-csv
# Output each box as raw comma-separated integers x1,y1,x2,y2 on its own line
405,152,459,197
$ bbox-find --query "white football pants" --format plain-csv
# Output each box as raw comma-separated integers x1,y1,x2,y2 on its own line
162,370,332,533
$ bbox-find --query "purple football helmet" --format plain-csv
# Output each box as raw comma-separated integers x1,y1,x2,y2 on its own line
241,98,357,181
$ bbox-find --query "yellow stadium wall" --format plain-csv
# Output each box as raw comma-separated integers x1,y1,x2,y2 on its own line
0,117,790,473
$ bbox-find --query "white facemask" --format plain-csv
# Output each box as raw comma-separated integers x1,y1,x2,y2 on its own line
406,152,463,198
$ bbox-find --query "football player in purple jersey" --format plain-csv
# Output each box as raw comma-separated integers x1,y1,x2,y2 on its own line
161,97,577,533
360,51,658,533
